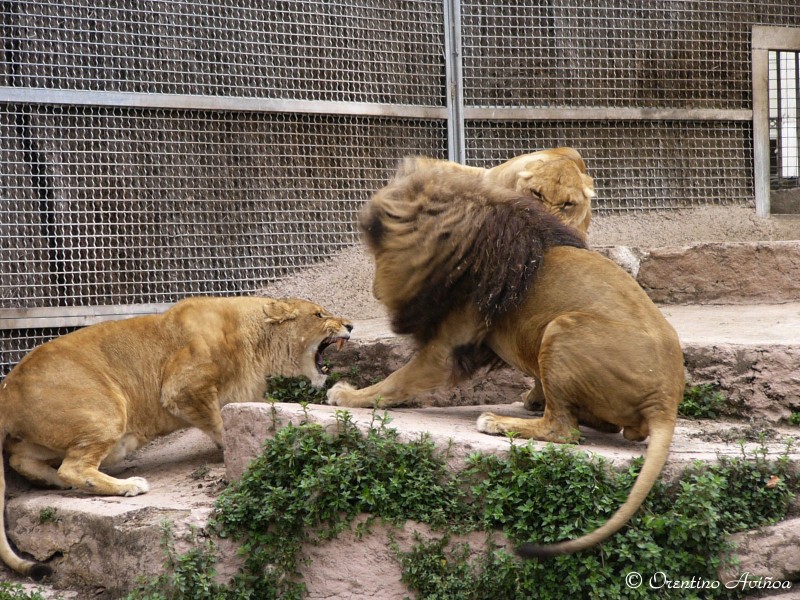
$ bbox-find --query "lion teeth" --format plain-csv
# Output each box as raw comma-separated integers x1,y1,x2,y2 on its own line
336,338,346,350
321,365,330,374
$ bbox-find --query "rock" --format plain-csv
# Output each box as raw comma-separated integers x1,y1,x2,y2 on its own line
720,517,800,593
596,245,645,278
301,515,501,600
682,343,800,422
635,241,800,305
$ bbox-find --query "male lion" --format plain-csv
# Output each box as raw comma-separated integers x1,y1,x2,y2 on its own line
0,296,352,579
327,158,684,558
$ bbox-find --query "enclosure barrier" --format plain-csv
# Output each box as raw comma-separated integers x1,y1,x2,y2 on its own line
1,0,799,373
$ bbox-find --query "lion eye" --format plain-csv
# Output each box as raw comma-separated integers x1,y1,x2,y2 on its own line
561,202,576,210
314,311,326,318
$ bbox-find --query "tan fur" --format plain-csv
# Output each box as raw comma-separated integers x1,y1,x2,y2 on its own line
328,160,683,557
485,147,595,237
0,296,352,578
393,148,595,238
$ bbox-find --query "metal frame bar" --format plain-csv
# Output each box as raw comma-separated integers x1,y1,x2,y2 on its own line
464,107,752,121
752,26,800,217
0,304,172,330
0,87,448,119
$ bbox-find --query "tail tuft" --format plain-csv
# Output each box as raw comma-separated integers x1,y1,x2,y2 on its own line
516,543,565,560
28,562,53,581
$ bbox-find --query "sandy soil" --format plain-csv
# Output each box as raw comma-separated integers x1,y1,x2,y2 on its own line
588,205,799,247
261,205,800,319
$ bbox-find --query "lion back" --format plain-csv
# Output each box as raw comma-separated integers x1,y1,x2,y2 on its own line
361,157,586,345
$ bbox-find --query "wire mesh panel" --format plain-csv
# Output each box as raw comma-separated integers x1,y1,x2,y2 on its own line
3,0,445,104
1,105,447,308
3,0,800,375
1,0,449,373
460,0,754,109
466,120,754,211
0,326,80,377
460,0,800,213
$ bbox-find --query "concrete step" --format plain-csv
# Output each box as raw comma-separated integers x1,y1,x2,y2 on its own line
3,397,798,598
337,303,800,423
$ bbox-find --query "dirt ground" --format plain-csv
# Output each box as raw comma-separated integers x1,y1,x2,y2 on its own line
261,205,800,319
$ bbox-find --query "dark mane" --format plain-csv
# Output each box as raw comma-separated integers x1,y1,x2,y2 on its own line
363,163,586,346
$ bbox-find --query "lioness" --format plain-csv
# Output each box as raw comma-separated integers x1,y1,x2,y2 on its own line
485,147,594,237
457,147,594,237
327,158,684,558
0,296,352,579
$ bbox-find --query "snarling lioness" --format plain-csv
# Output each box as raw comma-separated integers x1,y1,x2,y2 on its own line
327,158,684,558
0,296,352,579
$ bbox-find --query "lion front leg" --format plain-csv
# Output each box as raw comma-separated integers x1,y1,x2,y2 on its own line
327,341,453,409
161,351,225,446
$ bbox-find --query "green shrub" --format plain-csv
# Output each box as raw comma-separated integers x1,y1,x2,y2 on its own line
37,507,59,525
0,584,49,600
129,410,796,600
263,367,359,405
679,384,727,419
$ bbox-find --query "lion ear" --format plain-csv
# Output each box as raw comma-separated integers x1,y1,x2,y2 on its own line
581,173,596,199
516,170,544,200
263,300,299,324
395,156,426,178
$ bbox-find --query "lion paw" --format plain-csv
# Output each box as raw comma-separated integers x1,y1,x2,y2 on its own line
326,382,356,406
121,477,150,497
476,412,505,435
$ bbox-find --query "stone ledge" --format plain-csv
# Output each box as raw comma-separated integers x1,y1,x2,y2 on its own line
722,517,800,586
3,401,797,598
221,402,800,483
222,401,800,599
3,428,229,597
329,303,800,423
598,241,800,305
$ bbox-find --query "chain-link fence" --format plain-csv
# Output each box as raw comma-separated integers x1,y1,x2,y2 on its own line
1,0,799,373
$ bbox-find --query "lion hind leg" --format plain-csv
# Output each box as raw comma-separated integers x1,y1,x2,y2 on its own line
521,382,620,433
57,443,149,497
623,423,649,442
574,407,623,434
7,440,68,489
477,406,580,443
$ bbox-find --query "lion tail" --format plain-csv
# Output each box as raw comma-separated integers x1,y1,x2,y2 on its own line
517,421,675,559
0,426,53,580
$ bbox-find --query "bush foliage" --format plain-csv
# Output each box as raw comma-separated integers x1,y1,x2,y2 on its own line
126,405,796,600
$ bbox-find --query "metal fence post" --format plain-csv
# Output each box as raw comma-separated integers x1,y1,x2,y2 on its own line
443,0,465,164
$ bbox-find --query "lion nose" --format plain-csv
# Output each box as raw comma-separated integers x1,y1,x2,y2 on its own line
345,324,354,333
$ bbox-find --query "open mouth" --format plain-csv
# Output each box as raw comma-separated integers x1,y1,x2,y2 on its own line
315,335,349,374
